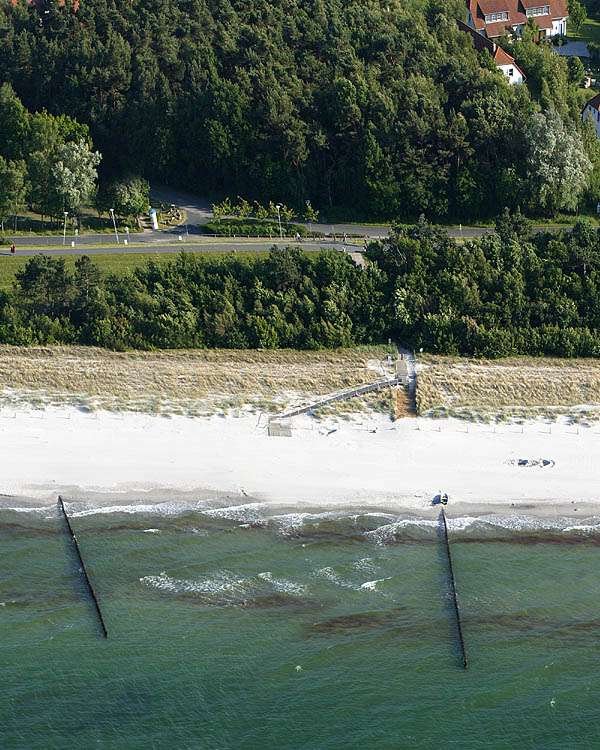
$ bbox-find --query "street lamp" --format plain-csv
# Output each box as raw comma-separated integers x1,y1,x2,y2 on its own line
109,208,119,244
275,204,283,240
305,199,312,235
63,212,68,245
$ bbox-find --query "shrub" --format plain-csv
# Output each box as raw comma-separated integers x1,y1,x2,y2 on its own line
202,218,307,238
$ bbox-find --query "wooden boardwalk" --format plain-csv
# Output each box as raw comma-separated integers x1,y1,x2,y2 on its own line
270,377,402,423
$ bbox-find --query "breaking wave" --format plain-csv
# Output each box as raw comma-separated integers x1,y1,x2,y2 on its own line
139,568,308,607
4,498,600,546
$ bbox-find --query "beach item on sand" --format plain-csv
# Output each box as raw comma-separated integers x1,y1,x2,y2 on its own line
441,492,448,505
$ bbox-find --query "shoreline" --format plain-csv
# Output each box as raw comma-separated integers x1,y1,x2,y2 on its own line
1,406,599,519
2,492,596,523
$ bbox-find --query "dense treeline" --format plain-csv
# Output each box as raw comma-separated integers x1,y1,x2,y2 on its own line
0,0,595,220
369,213,600,357
4,215,600,356
1,248,386,349
0,83,92,227
0,83,151,228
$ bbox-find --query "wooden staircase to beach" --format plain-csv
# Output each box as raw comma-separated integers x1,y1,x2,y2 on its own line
394,385,416,420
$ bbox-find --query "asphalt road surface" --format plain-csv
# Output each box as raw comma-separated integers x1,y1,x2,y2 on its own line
3,184,574,250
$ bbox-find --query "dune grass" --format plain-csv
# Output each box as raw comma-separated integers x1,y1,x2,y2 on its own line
416,354,600,423
0,344,396,417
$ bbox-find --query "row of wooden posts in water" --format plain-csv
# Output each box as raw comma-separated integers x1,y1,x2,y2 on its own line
57,498,468,667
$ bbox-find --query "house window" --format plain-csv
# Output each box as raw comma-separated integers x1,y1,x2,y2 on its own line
485,10,508,22
526,6,550,16
509,67,514,76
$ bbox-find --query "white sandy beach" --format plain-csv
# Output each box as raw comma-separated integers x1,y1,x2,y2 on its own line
2,406,599,515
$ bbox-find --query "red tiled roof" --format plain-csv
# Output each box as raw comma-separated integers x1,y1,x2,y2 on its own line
493,46,514,64
11,0,79,9
585,93,600,110
457,18,526,80
457,18,496,52
467,0,568,37
479,20,513,35
478,0,511,14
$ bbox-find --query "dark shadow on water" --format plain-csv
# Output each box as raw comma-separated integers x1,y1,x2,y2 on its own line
57,501,107,638
305,608,411,637
436,511,467,669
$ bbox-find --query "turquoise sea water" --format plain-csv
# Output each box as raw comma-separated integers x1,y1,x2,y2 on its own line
2,500,600,749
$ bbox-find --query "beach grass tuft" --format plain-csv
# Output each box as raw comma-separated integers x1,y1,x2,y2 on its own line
416,354,600,423
0,344,397,418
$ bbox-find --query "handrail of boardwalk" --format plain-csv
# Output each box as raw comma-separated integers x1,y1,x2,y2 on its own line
441,507,468,669
58,496,108,638
269,377,402,422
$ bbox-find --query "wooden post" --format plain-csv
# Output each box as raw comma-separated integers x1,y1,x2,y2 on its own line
58,496,108,638
441,508,467,668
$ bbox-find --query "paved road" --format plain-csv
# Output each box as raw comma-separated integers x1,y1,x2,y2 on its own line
554,41,589,57
4,223,389,247
149,185,392,239
3,181,576,249
4,222,572,251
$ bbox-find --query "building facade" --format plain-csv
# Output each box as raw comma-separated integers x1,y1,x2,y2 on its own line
583,93,600,140
457,19,526,83
466,0,568,39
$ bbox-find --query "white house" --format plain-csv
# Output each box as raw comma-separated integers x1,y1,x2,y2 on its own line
466,0,568,39
457,19,526,83
583,93,600,140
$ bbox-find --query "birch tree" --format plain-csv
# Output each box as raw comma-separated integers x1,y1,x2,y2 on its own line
525,110,591,215
52,140,101,219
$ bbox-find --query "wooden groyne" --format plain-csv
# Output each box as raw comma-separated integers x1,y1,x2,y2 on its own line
58,496,108,638
440,507,467,669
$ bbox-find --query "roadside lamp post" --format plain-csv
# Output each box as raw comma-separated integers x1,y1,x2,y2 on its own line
275,204,283,239
109,208,119,244
62,212,68,245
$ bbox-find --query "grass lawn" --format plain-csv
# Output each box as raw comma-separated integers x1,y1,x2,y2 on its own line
0,250,272,291
567,17,600,44
5,206,144,236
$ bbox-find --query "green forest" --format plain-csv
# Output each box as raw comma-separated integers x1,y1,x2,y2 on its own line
0,0,597,221
4,214,600,357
